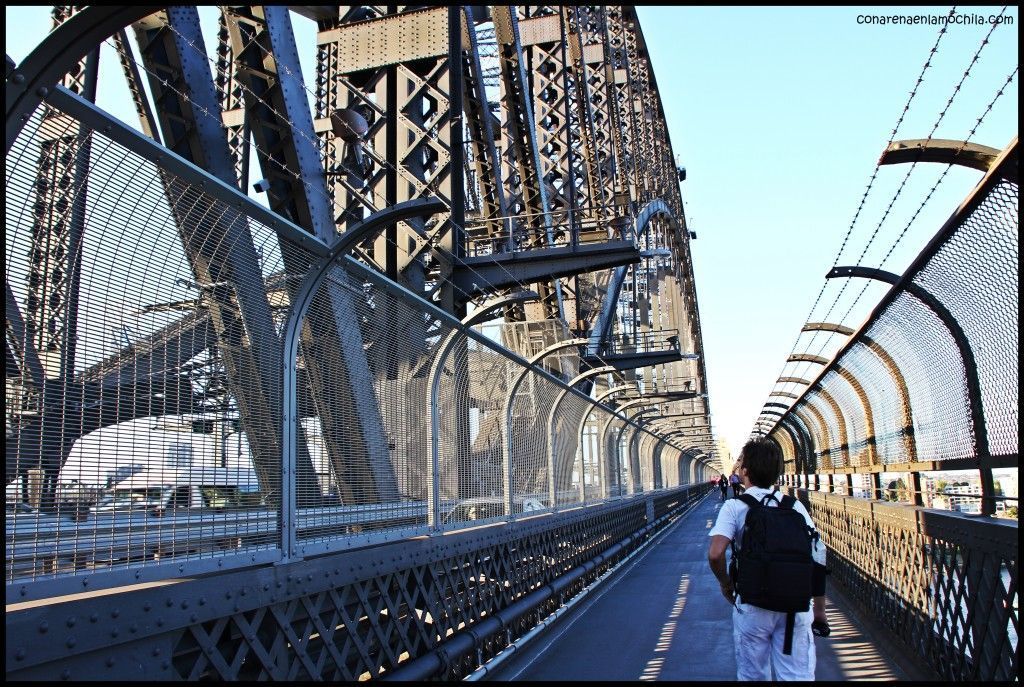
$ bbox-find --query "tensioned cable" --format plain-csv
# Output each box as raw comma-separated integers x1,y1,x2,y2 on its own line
752,7,1013,436
749,7,958,434
820,63,1017,346
795,10,1013,380
803,5,1010,357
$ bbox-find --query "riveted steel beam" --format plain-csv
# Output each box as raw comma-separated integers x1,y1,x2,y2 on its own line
451,239,640,298
880,139,1007,179
788,353,830,366
802,321,854,335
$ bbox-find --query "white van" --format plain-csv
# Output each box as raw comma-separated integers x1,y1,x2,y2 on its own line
90,467,263,516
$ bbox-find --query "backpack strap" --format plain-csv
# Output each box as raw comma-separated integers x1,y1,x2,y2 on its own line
783,612,796,655
737,494,760,509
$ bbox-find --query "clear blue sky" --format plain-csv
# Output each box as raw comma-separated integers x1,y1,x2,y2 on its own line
6,6,1019,460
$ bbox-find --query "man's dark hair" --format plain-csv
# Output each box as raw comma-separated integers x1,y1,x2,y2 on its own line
739,438,782,488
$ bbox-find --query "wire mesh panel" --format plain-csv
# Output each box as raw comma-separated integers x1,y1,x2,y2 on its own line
912,179,1018,458
579,409,607,500
605,417,628,497
843,341,915,465
768,147,1017,522
804,394,845,469
435,333,518,529
508,372,562,508
292,262,437,549
6,102,316,585
867,293,974,461
551,394,589,507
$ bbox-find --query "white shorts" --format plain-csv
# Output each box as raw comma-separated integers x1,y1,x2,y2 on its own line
732,602,815,681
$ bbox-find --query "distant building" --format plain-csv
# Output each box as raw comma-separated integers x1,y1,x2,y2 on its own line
716,439,732,475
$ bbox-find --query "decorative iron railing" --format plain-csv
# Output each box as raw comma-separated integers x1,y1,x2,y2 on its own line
786,488,1018,682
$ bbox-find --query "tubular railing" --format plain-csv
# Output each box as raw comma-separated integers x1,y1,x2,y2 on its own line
5,87,710,600
784,487,1018,681
768,139,1018,517
6,482,714,680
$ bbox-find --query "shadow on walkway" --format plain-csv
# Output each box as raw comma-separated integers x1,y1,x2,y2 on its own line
487,492,906,681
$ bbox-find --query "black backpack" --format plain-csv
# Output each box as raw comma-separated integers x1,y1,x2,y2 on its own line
729,491,816,654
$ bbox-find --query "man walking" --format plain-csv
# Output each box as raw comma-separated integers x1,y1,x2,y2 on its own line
718,473,729,501
707,439,829,681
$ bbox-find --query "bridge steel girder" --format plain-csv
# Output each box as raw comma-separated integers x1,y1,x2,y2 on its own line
451,239,640,299
491,6,564,322
314,6,461,310
223,5,400,505
127,9,322,502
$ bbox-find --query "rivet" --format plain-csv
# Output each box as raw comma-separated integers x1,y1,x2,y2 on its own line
129,624,138,634
143,602,151,612
152,648,161,657
66,617,76,628
198,597,206,606
180,600,189,609
90,613,98,623
61,669,70,680
106,657,115,667
15,648,25,660
166,599,174,607
13,73,25,84
162,661,170,670
39,621,48,634
111,629,119,638
156,618,164,627
36,86,49,96
66,637,76,648
190,614,197,623
225,591,232,599
111,609,119,619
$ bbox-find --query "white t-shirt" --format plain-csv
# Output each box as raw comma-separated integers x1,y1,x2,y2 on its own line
709,485,826,566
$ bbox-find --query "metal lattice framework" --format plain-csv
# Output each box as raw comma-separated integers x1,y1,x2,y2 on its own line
5,7,719,678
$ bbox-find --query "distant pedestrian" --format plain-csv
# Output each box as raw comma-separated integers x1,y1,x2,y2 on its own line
719,474,729,501
729,472,742,498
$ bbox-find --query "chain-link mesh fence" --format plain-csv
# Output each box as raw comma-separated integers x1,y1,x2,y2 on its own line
772,144,1017,517
6,94,695,592
6,101,316,583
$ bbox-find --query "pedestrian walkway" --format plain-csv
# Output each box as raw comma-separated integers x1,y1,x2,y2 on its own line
488,492,908,681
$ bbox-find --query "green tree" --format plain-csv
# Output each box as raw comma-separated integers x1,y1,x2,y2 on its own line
885,478,908,502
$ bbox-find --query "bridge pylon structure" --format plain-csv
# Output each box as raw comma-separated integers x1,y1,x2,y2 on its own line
5,5,717,680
